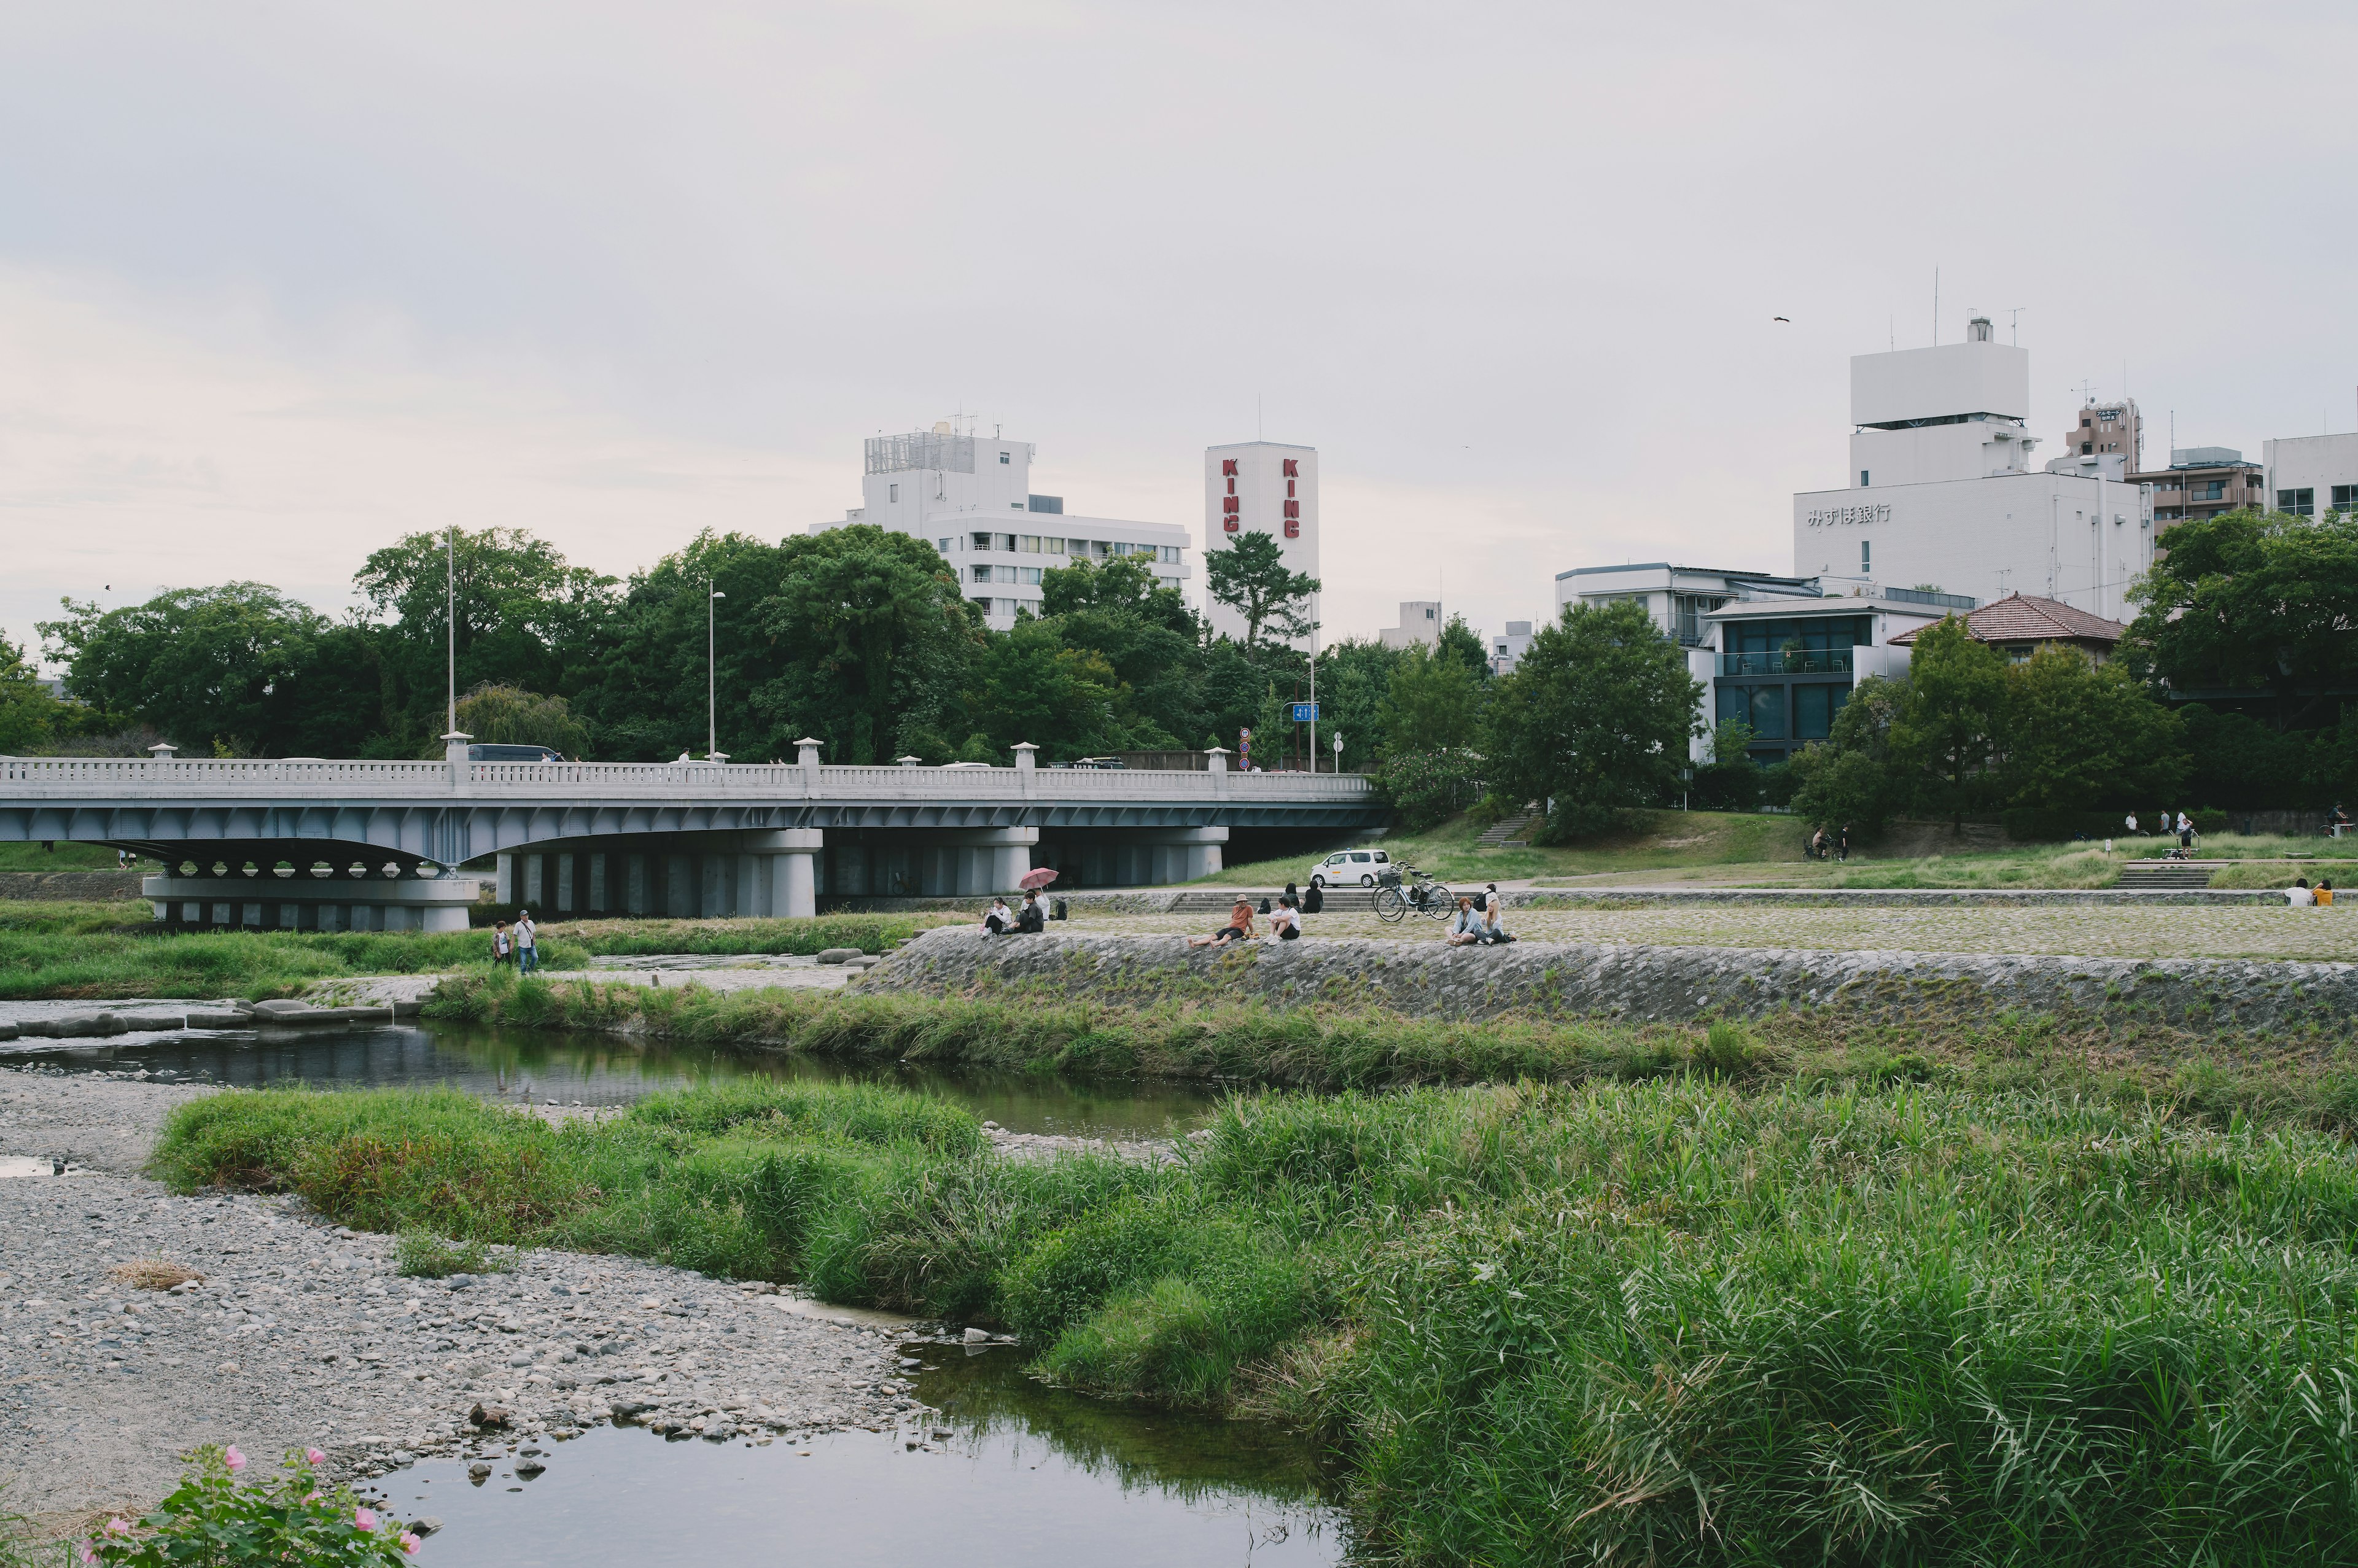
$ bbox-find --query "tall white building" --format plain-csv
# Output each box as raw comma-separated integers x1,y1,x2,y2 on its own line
1203,441,1319,645
815,423,1191,630
1791,319,2155,621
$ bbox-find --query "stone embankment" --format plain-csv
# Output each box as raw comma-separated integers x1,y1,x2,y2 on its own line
862,929,2358,1036
0,1071,932,1525
0,871,144,902
0,997,424,1042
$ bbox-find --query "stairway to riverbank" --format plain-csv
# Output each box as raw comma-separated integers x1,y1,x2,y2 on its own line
1477,806,1543,847
2118,860,2225,889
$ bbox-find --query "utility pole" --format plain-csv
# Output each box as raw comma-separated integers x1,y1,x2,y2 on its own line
1307,592,1318,772
708,585,726,761
445,526,456,735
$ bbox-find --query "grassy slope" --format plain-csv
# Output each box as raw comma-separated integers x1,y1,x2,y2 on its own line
156,1066,2358,1564
0,842,126,872
0,904,962,1001
1206,813,2358,892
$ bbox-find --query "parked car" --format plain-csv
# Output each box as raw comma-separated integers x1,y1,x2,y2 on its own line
1309,848,1390,887
467,743,565,763
1072,756,1129,769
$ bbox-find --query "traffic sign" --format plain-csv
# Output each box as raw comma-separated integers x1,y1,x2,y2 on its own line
1290,703,1320,723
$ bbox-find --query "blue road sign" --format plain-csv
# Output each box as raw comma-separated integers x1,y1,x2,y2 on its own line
1290,703,1320,722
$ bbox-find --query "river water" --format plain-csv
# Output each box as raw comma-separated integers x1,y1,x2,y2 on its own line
5,1016,1342,1562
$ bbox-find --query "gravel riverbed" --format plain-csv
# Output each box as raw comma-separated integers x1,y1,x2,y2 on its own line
0,1069,936,1529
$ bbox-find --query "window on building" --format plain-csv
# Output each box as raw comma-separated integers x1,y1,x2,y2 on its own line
2081,443,2092,455
2333,485,2356,512
999,451,1010,464
2201,480,2224,501
971,597,993,614
889,483,899,502
1859,470,1870,487
1794,684,1850,740
1044,538,1066,554
997,533,1018,551
971,531,993,550
1861,540,1872,574
937,537,952,553
1018,535,1040,553
970,565,991,583
1160,575,1182,590
1159,545,1181,564
1019,567,1043,586
2279,488,2316,517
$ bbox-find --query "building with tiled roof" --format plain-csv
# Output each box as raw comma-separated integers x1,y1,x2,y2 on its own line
1888,592,2127,663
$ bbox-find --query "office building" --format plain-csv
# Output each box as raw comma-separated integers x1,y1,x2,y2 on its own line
815,423,1191,629
1379,600,1443,651
1791,316,2156,620
2262,432,2358,518
1556,563,1829,647
2129,446,2265,526
1203,441,1318,645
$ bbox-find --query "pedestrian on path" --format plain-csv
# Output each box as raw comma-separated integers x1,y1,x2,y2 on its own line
492,920,513,968
1837,824,1851,863
515,910,538,973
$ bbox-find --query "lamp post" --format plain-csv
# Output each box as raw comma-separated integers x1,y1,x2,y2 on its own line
707,586,726,762
445,525,456,735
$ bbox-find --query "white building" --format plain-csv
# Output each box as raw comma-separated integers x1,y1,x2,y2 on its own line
1791,319,2155,621
1489,620,1535,677
1203,441,1319,645
1556,563,1831,647
815,423,1191,629
2262,431,2358,518
1379,600,1443,650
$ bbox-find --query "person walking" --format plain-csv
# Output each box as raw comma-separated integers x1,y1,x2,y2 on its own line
2178,812,2195,850
492,920,513,968
1837,824,1851,863
2123,812,2138,837
515,910,538,974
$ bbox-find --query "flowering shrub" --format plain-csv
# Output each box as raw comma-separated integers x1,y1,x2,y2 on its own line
85,1446,419,1567
1374,747,1485,832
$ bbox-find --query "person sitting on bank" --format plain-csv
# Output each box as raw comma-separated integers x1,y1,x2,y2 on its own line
2287,879,2316,907
981,896,1014,934
1446,896,1484,946
1301,879,1324,914
1016,890,1046,933
1188,899,1256,947
2317,879,2335,907
1267,893,1301,942
1478,900,1514,945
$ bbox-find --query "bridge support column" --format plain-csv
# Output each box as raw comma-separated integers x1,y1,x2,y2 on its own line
144,875,485,933
1037,827,1225,887
726,829,822,919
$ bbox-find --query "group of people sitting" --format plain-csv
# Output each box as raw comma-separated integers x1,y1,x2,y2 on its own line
978,889,1049,934
1188,893,1303,947
1446,888,1514,945
2286,879,2337,907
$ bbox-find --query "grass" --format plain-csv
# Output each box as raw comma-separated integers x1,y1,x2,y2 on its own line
0,902,957,1001
394,1228,510,1278
1200,810,1813,888
155,1068,2358,1564
0,841,126,872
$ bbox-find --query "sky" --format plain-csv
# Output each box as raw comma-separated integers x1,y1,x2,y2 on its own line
4,1,2356,669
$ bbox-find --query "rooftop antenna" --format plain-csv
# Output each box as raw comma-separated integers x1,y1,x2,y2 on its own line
2009,308,2024,346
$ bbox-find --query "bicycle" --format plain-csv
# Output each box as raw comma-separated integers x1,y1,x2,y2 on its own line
1373,863,1455,923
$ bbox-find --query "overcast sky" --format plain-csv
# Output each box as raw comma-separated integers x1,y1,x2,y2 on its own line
5,1,2355,669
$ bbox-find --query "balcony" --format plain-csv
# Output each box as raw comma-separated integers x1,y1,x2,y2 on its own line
1718,648,1854,678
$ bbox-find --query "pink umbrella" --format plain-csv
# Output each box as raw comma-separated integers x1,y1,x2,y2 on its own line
1018,867,1060,890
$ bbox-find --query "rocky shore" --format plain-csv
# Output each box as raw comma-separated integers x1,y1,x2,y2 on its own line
0,1070,930,1528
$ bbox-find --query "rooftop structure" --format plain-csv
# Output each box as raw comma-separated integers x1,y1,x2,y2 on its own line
1887,592,2128,662
1379,600,1443,651
2262,431,2358,518
1204,441,1319,647
2128,446,2265,525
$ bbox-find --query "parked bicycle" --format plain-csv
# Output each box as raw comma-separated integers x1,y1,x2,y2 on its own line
1374,863,1454,923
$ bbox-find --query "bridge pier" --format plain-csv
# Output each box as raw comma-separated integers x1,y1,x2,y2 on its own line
817,828,1037,898
142,874,483,933
1036,827,1225,887
500,831,823,920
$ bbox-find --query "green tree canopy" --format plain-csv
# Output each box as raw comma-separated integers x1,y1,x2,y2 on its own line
752,526,980,764
0,635,69,754
2000,645,2185,810
1380,642,1485,754
1483,600,1702,841
1434,614,1490,681
1204,531,1320,649
2122,508,2358,731
1886,616,2010,825
1312,638,1401,772
960,618,1120,761
446,684,591,759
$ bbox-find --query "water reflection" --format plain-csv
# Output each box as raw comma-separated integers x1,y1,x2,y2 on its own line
1,1020,1223,1141
392,1349,1342,1567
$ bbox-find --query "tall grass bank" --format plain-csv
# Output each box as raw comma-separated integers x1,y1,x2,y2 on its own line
157,1076,2358,1563
864,929,2358,1038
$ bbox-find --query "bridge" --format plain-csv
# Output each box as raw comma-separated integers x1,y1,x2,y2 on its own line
0,740,1382,930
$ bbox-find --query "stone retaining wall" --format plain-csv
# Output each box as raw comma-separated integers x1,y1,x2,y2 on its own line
860,930,2358,1036
0,871,145,902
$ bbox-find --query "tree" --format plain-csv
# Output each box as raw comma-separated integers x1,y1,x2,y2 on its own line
39,584,341,756
752,526,979,764
961,618,1120,761
1886,616,2009,825
1380,642,1484,754
1038,557,1202,749
1788,675,1905,832
1204,532,1320,648
1483,600,1702,842
446,685,591,759
354,528,618,745
1689,716,1761,811
2000,645,2185,810
0,635,68,753
1377,747,1485,829
1434,614,1490,682
2123,508,2358,731
1312,638,1402,772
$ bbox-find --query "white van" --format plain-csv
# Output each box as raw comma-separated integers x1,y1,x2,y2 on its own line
1308,848,1391,888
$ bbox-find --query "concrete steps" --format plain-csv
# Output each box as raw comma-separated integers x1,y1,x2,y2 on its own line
1169,887,1383,913
1478,809,1542,847
2119,861,2225,889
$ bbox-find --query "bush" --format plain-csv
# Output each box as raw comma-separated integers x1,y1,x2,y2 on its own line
394,1228,507,1279
87,1445,420,1565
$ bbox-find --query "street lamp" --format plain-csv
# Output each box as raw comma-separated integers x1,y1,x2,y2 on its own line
707,587,727,762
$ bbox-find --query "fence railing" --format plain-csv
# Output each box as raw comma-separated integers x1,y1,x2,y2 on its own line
0,753,1374,802
1718,648,1856,678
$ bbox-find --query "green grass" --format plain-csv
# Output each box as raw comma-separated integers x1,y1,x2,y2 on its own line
155,1070,2358,1564
0,840,125,872
0,903,956,1001
1200,810,1815,888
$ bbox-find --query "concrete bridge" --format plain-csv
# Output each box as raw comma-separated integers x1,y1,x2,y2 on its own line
0,740,1382,930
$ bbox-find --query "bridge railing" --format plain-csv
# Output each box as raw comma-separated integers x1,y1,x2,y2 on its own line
0,753,1374,802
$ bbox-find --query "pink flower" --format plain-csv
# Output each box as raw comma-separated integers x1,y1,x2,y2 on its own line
354,1507,377,1531
224,1446,247,1473
104,1519,130,1536
400,1533,422,1555
305,1490,322,1502
76,1542,96,1566
306,1447,327,1465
